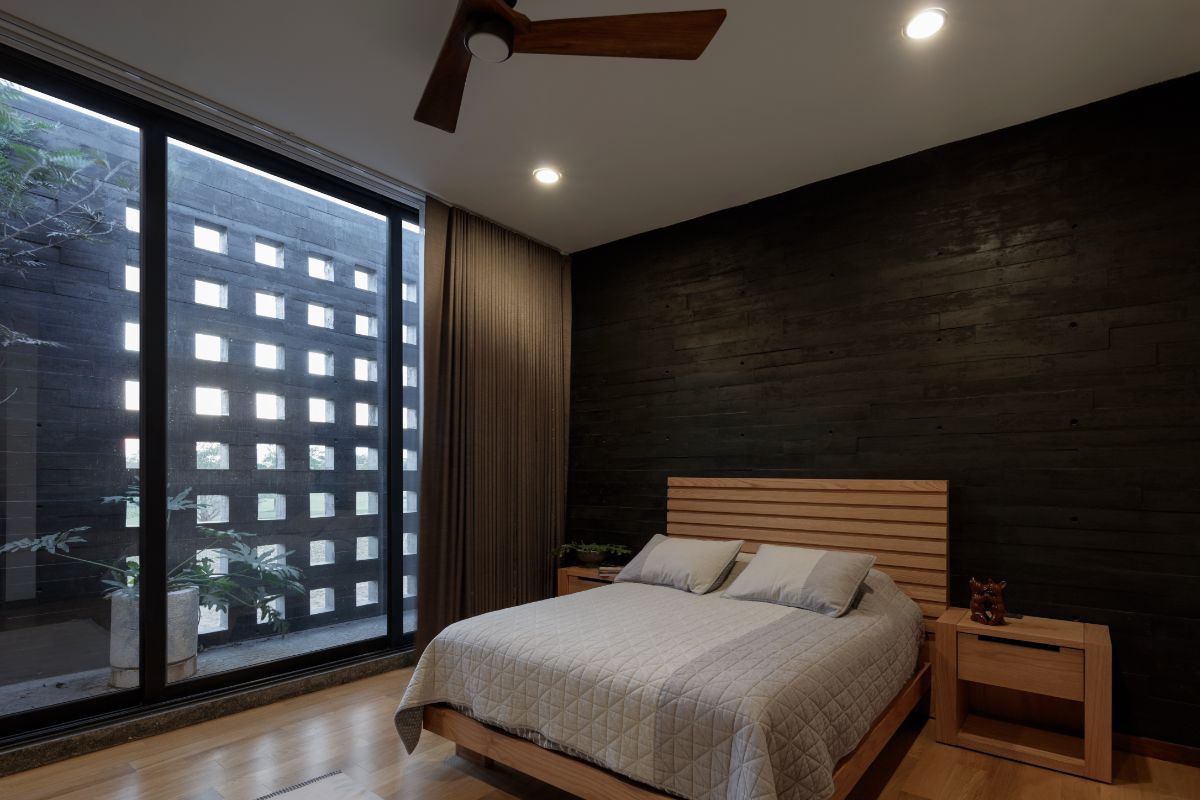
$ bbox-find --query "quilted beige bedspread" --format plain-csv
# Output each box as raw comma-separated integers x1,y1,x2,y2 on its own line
395,569,923,800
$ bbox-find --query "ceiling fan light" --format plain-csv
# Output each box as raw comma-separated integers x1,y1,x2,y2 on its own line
465,15,513,63
904,8,947,40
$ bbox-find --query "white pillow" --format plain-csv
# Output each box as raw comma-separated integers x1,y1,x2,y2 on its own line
615,534,744,594
723,544,876,616
715,552,754,591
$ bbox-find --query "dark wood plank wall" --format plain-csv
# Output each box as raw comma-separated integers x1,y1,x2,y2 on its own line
567,74,1200,747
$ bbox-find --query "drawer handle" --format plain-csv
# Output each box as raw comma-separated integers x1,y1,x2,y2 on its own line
977,634,1060,652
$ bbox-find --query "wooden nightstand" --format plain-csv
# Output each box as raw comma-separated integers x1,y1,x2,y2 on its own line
934,607,1111,782
556,567,617,596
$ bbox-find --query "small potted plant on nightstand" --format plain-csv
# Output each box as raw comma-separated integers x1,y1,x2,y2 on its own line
552,541,632,567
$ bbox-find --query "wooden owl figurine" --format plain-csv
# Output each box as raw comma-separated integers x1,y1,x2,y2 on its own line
968,577,1008,625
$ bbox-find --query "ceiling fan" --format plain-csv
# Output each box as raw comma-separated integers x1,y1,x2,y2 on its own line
415,0,727,133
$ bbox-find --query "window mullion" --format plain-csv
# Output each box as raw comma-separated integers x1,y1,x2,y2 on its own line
385,212,406,647
139,122,169,701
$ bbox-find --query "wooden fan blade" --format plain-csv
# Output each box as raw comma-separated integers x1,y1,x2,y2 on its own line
513,10,726,60
414,8,474,133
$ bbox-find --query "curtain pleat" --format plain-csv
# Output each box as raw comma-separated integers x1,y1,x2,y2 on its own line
416,201,570,651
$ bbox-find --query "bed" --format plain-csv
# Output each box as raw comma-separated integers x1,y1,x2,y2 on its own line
396,477,949,800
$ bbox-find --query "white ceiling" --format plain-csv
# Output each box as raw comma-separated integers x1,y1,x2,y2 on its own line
3,0,1199,252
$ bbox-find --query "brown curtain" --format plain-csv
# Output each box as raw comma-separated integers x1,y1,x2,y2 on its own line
416,200,571,651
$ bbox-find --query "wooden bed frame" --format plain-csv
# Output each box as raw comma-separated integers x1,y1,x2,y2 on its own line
424,477,949,800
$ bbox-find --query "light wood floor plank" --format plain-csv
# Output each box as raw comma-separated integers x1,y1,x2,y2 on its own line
1,668,1195,800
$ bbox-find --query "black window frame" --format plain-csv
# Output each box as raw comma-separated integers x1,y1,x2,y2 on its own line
0,43,418,746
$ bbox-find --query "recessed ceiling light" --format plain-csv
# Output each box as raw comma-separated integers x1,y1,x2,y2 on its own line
904,8,947,40
533,167,562,185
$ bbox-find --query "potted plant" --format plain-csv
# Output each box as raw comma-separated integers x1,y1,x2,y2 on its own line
551,541,632,567
0,485,305,687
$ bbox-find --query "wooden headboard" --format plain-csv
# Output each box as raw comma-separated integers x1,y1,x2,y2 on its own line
666,477,948,630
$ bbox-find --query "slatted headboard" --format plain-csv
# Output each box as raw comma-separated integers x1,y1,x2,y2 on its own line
666,477,949,630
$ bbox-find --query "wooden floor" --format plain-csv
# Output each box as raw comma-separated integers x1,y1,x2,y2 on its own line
1,669,1195,800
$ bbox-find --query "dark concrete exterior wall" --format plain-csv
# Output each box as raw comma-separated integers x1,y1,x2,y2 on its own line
1,92,142,625
568,74,1200,746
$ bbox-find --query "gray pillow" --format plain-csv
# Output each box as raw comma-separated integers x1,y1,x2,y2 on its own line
723,544,876,616
615,534,744,594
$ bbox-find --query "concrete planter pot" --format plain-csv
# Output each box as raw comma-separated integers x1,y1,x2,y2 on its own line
109,586,200,688
575,550,605,567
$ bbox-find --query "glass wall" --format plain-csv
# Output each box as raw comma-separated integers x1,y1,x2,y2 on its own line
0,54,419,739
163,141,397,679
0,81,141,713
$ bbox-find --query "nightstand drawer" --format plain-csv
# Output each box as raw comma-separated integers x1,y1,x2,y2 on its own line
565,575,611,594
958,632,1084,701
